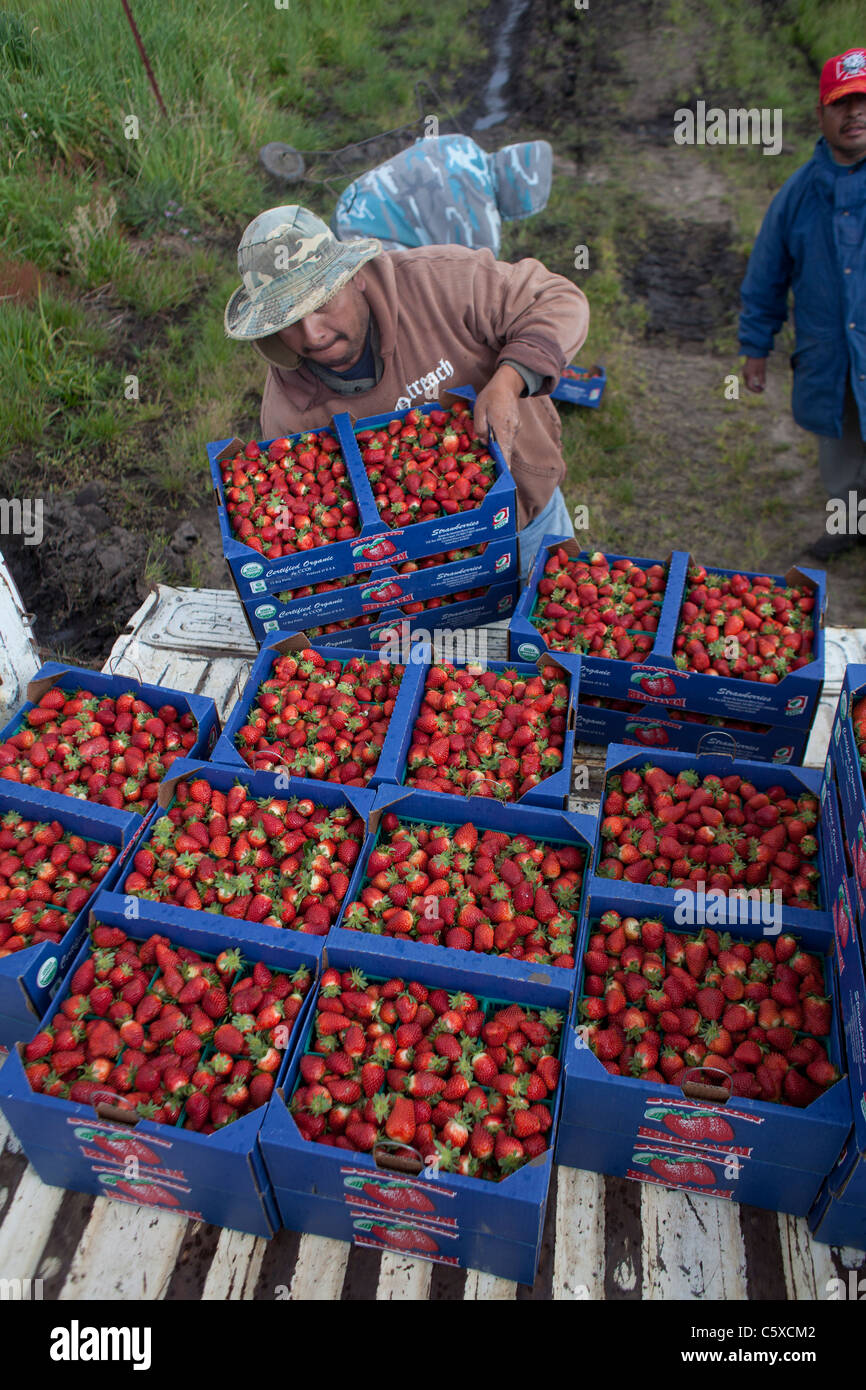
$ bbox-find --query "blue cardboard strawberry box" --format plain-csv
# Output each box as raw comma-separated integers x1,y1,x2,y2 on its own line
558,886,850,1207
0,786,140,1047
260,938,569,1266
510,542,826,730
329,785,595,989
590,744,832,935
210,637,426,791
95,758,376,959
0,902,320,1237
214,390,517,600
380,652,581,810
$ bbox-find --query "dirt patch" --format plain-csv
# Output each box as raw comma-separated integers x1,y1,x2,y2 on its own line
619,213,746,341
2,483,150,659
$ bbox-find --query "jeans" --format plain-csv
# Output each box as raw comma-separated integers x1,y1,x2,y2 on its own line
517,486,574,582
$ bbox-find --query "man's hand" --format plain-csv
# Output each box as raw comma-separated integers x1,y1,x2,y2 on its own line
473,364,525,461
742,357,767,393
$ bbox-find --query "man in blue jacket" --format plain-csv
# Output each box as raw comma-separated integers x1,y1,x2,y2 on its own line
740,48,866,560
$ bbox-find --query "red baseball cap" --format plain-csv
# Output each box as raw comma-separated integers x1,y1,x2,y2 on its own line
820,48,866,105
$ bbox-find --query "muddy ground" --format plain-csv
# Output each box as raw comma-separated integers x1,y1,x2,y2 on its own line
4,0,864,662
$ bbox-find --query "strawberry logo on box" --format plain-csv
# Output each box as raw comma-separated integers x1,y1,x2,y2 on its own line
353,537,399,563
344,1174,437,1215
98,1172,187,1208
631,670,678,699
352,1217,457,1258
625,722,669,747
73,1126,164,1167
361,580,404,606
643,1106,735,1146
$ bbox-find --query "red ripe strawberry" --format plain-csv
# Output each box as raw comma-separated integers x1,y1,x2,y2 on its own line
345,1120,376,1151
806,1057,840,1088
535,1054,560,1091
802,994,831,1037
361,1061,385,1097
213,1022,244,1054
201,985,228,1020
684,938,709,979
184,1091,211,1130
510,1106,542,1139
783,1068,819,1108
696,987,724,1021
24,1029,55,1061
300,1054,326,1084
249,1072,274,1108
594,1026,624,1060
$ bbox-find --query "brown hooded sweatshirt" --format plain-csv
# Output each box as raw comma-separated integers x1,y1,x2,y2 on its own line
256,245,589,530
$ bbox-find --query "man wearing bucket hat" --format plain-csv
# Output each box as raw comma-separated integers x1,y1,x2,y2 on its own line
739,48,866,560
224,205,589,575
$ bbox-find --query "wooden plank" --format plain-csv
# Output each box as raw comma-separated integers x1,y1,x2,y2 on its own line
804,699,835,770
164,1222,224,1300
252,1225,302,1299
376,1252,433,1300
0,551,40,719
205,656,253,721
779,1212,837,1300
463,1268,517,1300
604,1176,643,1298
553,1166,605,1299
428,1262,467,1299
340,1244,382,1299
288,1234,351,1300
641,1186,747,1300
740,1205,789,1300
824,629,866,691
0,1142,27,1229
0,1167,65,1279
201,1230,267,1300
36,1191,96,1299
58,1200,187,1300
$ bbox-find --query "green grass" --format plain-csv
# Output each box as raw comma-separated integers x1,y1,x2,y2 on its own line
0,0,484,480
0,291,115,450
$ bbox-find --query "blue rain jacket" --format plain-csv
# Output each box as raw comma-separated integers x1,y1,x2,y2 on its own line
738,138,866,439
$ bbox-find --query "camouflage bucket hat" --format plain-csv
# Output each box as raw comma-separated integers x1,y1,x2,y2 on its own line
224,206,381,362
